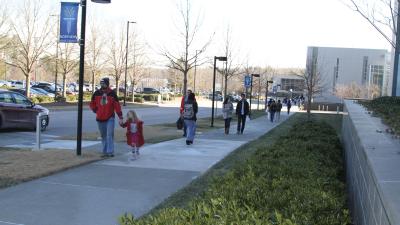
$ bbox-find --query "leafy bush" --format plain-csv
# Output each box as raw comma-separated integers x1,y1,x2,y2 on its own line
119,120,350,225
30,96,54,103
360,96,400,135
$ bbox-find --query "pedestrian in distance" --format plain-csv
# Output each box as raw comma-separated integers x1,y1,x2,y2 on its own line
121,110,144,160
183,92,198,145
287,99,292,115
222,96,234,135
269,100,277,123
276,99,282,122
89,77,123,158
180,89,193,137
235,93,249,134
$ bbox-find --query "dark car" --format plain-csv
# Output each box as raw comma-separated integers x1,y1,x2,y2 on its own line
0,89,50,131
141,87,160,94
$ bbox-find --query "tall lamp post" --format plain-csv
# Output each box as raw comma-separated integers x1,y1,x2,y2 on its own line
211,56,227,127
265,80,273,110
124,21,136,106
77,0,111,156
249,74,260,115
50,14,60,102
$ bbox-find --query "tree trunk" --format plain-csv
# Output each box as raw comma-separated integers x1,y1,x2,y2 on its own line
115,76,120,97
183,71,187,95
25,74,31,97
307,94,312,120
131,80,135,103
91,70,95,94
62,73,67,98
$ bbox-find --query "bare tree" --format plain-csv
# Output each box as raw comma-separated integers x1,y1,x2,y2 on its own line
128,30,148,100
106,27,126,97
217,26,242,97
294,52,324,118
0,0,9,50
163,0,212,95
58,43,79,97
6,0,53,97
86,21,105,93
344,0,397,48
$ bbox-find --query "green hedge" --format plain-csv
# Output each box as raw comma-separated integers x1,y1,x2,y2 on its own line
360,96,400,135
119,120,350,225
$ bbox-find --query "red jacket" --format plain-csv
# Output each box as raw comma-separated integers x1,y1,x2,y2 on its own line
90,88,123,121
122,119,144,147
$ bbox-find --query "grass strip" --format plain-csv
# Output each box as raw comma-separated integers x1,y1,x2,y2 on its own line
359,96,400,136
119,113,350,225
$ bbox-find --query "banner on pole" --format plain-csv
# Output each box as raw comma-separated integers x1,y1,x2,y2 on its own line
244,75,251,88
60,2,79,43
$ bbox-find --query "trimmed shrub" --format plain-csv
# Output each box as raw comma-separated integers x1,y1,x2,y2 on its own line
119,120,350,225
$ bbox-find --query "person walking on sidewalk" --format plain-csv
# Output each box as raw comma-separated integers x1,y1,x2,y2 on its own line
121,110,144,160
90,77,123,157
235,93,249,134
183,92,198,145
222,96,234,134
269,100,277,123
180,89,193,137
276,99,282,122
287,99,292,114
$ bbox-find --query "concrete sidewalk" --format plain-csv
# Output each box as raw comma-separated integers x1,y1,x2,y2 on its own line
0,113,292,225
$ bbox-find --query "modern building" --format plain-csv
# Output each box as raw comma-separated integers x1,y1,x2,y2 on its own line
306,46,390,99
271,75,305,97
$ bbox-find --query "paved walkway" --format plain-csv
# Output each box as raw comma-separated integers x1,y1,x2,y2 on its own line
0,112,292,225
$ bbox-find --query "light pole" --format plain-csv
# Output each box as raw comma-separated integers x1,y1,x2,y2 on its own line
211,56,227,127
193,50,200,93
265,80,273,110
249,74,260,115
77,0,111,156
124,21,136,106
50,14,60,102
257,74,261,110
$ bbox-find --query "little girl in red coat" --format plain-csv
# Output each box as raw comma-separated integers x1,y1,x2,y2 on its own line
121,110,144,159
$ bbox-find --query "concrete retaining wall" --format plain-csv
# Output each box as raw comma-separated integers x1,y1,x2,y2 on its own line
342,100,400,225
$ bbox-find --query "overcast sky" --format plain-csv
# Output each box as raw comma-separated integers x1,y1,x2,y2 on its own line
9,0,393,68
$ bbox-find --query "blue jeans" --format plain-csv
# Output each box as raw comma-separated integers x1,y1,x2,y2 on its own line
97,117,115,155
184,120,196,142
270,111,275,122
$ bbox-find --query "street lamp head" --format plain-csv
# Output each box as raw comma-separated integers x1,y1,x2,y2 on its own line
91,0,111,3
128,21,136,24
267,80,273,84
215,56,227,61
251,74,260,77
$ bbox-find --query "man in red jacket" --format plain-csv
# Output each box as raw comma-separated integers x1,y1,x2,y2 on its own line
90,78,123,157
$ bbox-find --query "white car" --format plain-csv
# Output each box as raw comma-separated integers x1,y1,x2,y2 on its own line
0,80,11,87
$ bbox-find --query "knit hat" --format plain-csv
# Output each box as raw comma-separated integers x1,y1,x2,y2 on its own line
100,77,110,87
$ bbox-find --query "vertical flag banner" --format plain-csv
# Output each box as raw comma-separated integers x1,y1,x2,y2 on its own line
60,2,79,43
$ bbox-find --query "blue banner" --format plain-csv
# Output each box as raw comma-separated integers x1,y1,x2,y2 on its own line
60,2,79,43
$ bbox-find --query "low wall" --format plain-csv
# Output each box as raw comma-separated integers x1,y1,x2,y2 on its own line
342,100,400,225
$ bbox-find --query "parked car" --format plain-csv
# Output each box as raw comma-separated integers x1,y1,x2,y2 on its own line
10,80,24,89
141,87,160,94
0,80,11,87
31,87,55,97
0,89,50,131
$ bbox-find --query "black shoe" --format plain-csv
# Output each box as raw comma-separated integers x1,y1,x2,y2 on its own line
101,154,108,158
189,140,193,144
186,140,190,145
108,154,114,157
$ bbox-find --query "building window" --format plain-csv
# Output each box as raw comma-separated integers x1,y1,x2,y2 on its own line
370,65,384,91
362,56,368,84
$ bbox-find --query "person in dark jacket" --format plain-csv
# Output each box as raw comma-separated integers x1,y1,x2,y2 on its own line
183,92,198,145
180,89,193,137
235,93,250,134
89,77,123,157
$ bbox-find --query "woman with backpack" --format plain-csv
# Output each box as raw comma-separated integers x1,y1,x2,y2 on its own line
183,93,198,145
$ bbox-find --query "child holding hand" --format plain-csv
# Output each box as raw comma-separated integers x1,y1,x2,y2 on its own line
121,110,144,160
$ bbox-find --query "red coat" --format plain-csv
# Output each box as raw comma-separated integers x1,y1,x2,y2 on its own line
122,119,144,147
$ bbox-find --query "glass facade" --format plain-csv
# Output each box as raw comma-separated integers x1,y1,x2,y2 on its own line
370,65,384,87
281,78,305,92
